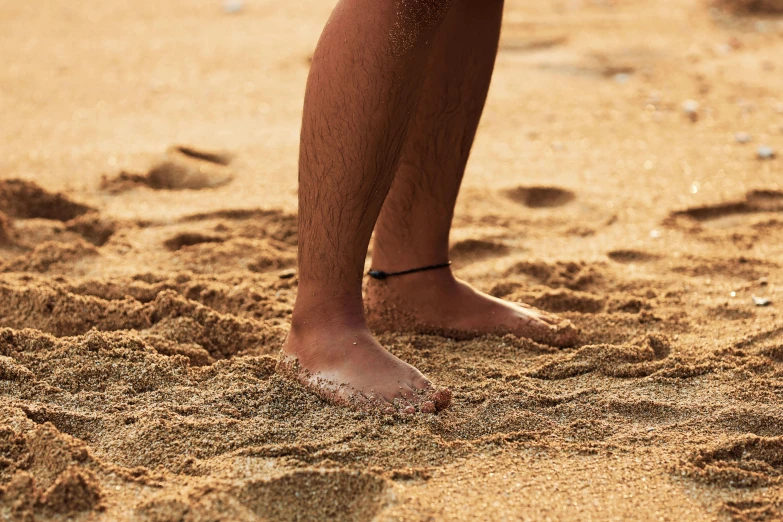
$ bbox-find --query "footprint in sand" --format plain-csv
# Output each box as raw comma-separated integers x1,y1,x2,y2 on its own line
161,209,298,274
21,405,102,443
497,26,642,81
537,62,636,80
501,39,640,82
528,334,671,380
499,35,568,53
507,259,606,291
607,249,662,264
683,435,783,488
712,408,783,437
0,422,103,516
163,232,226,251
0,179,114,250
666,189,783,230
240,469,388,522
137,469,387,522
449,238,510,264
723,499,781,522
179,208,299,245
0,211,12,245
715,0,783,15
101,145,234,193
64,213,116,246
3,240,99,273
529,288,606,314
0,179,93,221
503,185,576,209
433,397,557,441
172,145,233,166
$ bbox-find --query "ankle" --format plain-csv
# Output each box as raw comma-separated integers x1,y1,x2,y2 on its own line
367,266,459,296
291,290,367,334
370,238,450,275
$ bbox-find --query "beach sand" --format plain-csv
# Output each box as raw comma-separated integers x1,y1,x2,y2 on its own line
2,0,783,520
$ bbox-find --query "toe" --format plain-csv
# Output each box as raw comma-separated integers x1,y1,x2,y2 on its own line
397,383,422,403
388,392,416,414
552,321,579,348
534,310,561,326
360,390,394,410
399,402,416,415
430,388,452,411
512,307,580,348
515,303,559,325
420,401,437,414
335,387,375,410
348,392,372,410
409,373,433,392
517,314,554,338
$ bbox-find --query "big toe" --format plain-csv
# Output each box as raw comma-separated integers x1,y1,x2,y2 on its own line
518,308,579,348
536,310,564,326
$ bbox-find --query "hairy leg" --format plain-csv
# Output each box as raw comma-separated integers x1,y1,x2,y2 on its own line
368,0,578,347
280,0,455,412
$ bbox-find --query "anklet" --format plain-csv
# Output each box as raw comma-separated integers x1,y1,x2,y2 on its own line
367,261,452,280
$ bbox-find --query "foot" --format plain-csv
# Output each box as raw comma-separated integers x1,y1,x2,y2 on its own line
278,313,452,413
366,269,579,347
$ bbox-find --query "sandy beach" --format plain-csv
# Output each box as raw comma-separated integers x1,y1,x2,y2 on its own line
2,0,783,520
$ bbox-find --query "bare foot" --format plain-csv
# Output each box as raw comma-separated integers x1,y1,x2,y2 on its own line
278,313,451,414
366,269,579,347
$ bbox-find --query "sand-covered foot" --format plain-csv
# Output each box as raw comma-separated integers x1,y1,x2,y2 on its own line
366,270,578,347
278,319,451,413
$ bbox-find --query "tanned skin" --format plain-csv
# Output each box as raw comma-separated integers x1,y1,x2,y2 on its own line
280,0,577,413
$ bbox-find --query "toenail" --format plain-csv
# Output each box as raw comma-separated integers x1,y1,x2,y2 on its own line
401,405,415,415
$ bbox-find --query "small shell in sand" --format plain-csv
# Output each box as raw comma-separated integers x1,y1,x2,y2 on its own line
752,295,772,307
757,145,776,160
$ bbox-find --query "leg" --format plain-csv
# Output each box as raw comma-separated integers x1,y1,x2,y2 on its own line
280,0,455,412
368,0,578,347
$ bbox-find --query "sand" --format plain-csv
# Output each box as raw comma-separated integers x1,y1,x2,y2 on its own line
1,0,783,520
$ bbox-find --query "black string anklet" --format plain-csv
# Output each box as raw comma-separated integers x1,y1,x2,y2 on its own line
367,261,452,280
